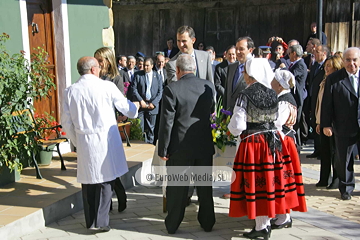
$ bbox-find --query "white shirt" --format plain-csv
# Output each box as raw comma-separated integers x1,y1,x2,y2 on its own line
274,90,292,138
62,74,138,184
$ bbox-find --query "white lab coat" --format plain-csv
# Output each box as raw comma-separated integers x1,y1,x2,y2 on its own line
62,74,138,184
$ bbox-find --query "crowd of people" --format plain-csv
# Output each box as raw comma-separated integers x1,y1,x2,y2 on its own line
61,22,360,239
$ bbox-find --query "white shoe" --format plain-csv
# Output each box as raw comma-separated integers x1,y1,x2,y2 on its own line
89,226,111,232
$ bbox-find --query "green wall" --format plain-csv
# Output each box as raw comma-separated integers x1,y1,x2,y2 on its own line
67,0,110,83
0,1,23,54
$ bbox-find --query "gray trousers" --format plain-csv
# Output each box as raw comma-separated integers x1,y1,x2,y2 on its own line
82,180,115,228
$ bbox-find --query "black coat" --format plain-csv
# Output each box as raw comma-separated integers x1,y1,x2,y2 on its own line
158,73,215,160
309,62,325,126
321,68,360,137
214,60,229,98
289,58,308,107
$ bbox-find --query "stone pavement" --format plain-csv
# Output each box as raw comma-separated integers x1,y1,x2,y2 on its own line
17,144,360,240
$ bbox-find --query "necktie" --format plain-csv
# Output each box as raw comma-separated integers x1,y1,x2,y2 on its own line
289,62,294,70
130,71,134,82
350,75,358,96
232,64,243,92
314,63,321,75
159,70,164,83
145,74,151,100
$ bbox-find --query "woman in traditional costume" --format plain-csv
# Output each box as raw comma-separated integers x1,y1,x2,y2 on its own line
271,69,307,229
228,58,300,240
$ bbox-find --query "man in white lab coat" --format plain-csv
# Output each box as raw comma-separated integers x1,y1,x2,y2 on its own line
62,56,139,231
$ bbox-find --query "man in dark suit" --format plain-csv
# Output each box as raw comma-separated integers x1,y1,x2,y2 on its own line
307,45,329,160
224,36,255,112
163,37,179,59
158,54,216,234
131,57,163,144
322,47,360,200
288,44,308,145
214,45,236,100
121,55,138,99
305,22,327,46
153,53,167,85
166,26,213,85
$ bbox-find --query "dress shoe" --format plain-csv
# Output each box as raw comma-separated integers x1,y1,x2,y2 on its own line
315,182,328,187
341,193,351,200
271,218,292,229
201,225,213,232
326,183,338,189
306,152,320,158
118,201,127,212
243,227,271,240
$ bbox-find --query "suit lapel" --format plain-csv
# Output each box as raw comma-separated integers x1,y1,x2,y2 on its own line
232,74,245,97
341,74,357,97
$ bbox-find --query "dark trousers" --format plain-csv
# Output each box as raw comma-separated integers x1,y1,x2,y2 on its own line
318,129,337,184
294,105,303,146
113,177,127,211
138,110,157,144
165,155,215,233
82,180,115,228
334,135,358,195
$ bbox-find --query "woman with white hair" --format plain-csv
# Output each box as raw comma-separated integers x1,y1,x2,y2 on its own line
271,69,307,230
228,59,300,239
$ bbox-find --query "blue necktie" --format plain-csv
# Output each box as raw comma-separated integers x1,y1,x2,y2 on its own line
130,71,134,82
145,74,151,100
232,64,243,92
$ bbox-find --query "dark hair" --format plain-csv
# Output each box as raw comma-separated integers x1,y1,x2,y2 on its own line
226,45,236,52
236,36,255,49
144,57,154,65
177,25,196,39
167,37,174,42
253,48,263,58
308,38,321,47
116,55,126,63
205,46,215,52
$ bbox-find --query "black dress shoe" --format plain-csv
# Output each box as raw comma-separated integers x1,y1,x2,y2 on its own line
341,193,351,200
326,183,338,189
243,227,271,240
306,152,320,158
118,201,127,212
271,218,292,229
315,182,328,187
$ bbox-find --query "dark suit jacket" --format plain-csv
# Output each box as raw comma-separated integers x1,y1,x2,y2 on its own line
158,73,215,160
165,50,214,85
131,70,163,115
309,62,325,126
153,66,167,85
321,68,360,137
224,61,247,112
163,47,179,59
214,60,229,98
289,58,308,107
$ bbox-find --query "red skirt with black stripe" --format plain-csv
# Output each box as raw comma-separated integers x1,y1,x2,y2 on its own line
229,133,302,219
282,135,307,212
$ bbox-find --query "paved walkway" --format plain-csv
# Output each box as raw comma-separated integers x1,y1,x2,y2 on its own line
17,144,360,240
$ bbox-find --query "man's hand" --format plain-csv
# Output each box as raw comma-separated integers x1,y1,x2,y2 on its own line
316,124,321,135
140,100,147,109
279,63,286,69
159,156,169,161
285,105,297,128
323,127,333,137
148,103,155,110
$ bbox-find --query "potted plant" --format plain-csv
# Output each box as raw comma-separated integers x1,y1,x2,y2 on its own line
34,112,66,165
0,33,55,181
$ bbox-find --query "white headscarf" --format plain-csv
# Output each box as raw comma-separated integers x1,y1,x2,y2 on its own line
245,58,274,89
274,69,295,90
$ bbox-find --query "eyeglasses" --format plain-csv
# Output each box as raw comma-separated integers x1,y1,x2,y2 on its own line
94,65,102,69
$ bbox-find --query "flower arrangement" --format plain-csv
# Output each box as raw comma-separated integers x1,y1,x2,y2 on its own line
210,100,236,152
34,112,66,140
124,82,130,95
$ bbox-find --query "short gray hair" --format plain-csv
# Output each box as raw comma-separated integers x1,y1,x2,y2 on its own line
289,44,303,57
77,57,98,75
176,54,196,72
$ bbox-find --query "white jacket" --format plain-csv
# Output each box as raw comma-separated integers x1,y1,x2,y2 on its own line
62,74,138,184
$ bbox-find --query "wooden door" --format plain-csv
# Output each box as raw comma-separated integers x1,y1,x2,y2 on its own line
205,8,234,57
26,0,58,120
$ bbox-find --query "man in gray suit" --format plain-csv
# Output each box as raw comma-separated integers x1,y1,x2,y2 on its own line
166,25,213,85
224,36,255,112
